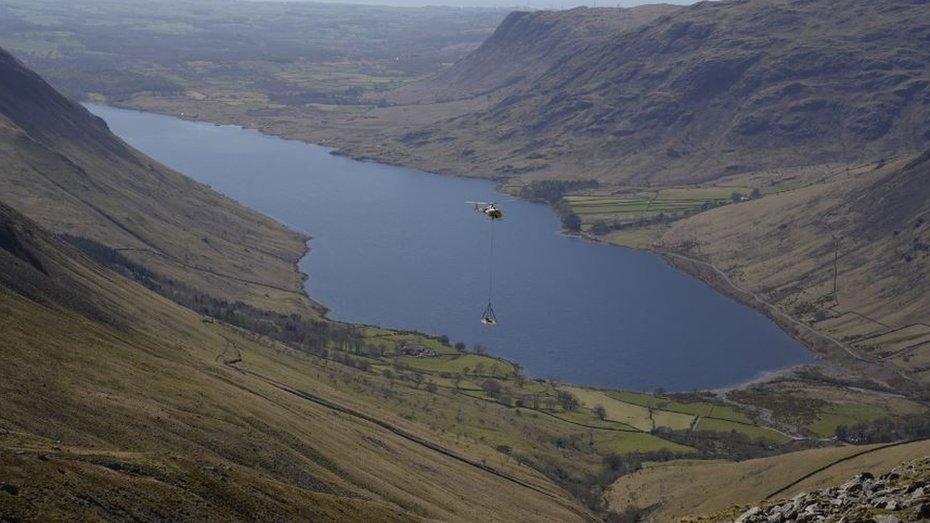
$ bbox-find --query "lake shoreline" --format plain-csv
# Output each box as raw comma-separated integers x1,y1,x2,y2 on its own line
91,100,814,392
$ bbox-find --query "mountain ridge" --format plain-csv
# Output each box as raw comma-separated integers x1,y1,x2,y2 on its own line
299,0,930,186
383,5,681,106
431,0,930,184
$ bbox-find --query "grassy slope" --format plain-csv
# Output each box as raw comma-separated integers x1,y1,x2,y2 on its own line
0,203,589,521
0,46,600,520
0,46,319,318
662,154,930,385
607,439,930,522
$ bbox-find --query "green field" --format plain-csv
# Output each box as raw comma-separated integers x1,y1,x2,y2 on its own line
806,403,892,437
396,354,517,377
568,387,710,432
565,185,753,231
0,0,505,106
593,431,696,455
607,391,752,423
695,418,791,444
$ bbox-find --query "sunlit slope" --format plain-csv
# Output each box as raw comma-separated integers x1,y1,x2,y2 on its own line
607,439,930,522
0,203,588,521
0,46,317,317
663,153,930,384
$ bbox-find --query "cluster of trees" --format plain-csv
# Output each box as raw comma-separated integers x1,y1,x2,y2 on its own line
41,63,184,103
476,378,581,412
835,415,930,444
556,202,583,232
519,179,598,233
331,351,372,372
518,179,599,204
535,449,683,518
653,427,793,461
65,234,365,357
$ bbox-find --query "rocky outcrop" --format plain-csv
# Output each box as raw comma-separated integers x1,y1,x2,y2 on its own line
734,457,930,523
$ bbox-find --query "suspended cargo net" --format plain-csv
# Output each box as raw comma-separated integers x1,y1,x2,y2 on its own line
481,218,497,326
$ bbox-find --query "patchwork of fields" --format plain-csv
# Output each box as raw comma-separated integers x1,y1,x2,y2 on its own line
563,387,790,444
565,186,751,230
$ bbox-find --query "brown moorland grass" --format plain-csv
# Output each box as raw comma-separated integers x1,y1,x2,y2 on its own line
607,439,930,522
0,204,591,521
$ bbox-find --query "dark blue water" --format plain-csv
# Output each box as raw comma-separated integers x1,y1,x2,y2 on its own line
87,103,811,390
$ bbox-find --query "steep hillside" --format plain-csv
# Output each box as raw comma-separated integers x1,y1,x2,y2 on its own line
0,46,318,317
0,202,591,521
491,0,930,184
662,152,930,384
384,5,680,105
288,0,930,185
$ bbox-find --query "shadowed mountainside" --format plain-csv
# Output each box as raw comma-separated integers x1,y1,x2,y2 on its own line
384,5,681,105
0,46,319,317
330,0,930,185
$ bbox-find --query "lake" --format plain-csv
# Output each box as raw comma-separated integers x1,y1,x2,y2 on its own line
87,103,811,390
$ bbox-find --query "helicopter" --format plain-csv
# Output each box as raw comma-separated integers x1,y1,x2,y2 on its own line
466,201,503,220
467,201,505,325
